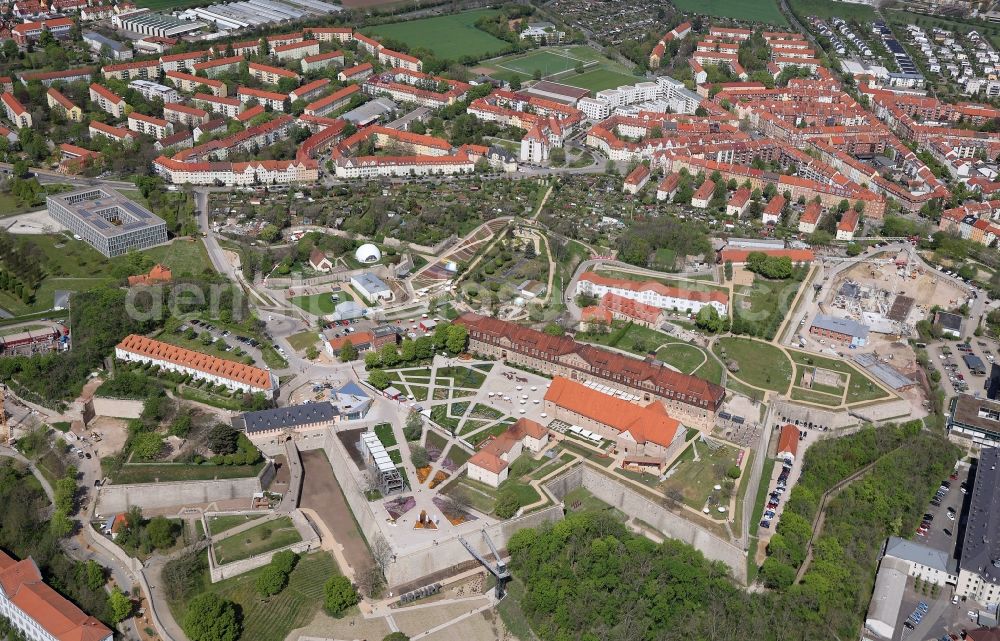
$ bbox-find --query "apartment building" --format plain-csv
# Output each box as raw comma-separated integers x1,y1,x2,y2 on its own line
165,70,227,97
1,93,31,128
237,87,288,112
163,102,210,127
193,93,241,118
129,79,181,103
273,39,319,61
378,48,422,72
248,62,300,86
192,55,243,78
89,83,127,118
116,334,277,398
304,84,359,116
128,112,173,139
576,271,729,315
89,120,137,144
46,87,82,122
301,50,344,73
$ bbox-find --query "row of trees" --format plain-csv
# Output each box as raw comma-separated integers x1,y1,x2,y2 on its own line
362,322,469,369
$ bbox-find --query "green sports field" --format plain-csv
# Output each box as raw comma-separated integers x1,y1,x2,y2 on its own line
363,9,510,60
483,45,642,93
669,0,787,26
493,51,582,77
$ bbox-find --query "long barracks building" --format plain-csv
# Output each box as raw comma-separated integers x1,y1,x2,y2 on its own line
456,313,724,428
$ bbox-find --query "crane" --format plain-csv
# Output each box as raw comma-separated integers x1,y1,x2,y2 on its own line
458,530,510,599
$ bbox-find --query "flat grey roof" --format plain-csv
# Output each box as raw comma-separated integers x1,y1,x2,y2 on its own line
853,354,914,390
47,189,166,239
960,447,1000,583
811,314,870,339
341,97,396,125
937,311,964,332
885,536,957,574
353,272,389,293
83,32,128,51
966,354,987,371
235,402,337,433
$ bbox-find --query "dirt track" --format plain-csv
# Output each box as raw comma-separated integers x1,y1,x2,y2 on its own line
300,449,374,575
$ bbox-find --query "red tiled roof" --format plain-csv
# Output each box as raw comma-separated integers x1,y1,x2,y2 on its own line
305,84,359,112
116,334,274,390
579,271,729,305
0,551,112,641
777,424,799,457
339,62,373,78
457,314,725,409
89,83,122,103
329,332,373,351
544,377,679,448
273,39,318,53
248,61,299,79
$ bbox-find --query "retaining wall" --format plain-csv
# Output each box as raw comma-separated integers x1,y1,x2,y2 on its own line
208,511,321,582
265,264,394,288
544,465,747,584
314,429,561,588
90,397,145,419
96,472,265,514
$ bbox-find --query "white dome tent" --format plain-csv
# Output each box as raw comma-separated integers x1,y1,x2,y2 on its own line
355,243,382,264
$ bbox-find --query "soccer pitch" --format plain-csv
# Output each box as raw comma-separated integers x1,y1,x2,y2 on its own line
494,51,584,77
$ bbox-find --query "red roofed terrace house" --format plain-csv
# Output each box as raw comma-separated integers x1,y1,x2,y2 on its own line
467,418,549,487
456,314,725,429
623,164,651,194
0,550,113,641
115,334,277,398
575,272,729,316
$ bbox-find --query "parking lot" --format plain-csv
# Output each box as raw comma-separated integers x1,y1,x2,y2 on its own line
757,426,813,533
895,463,976,641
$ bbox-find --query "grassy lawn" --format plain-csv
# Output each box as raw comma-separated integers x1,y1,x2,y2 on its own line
492,50,581,76
290,293,337,315
791,0,874,18
789,388,843,407
431,406,461,432
374,423,397,448
105,460,264,483
655,342,707,375
469,403,505,421
466,421,515,447
443,444,471,467
528,453,576,480
436,366,487,389
286,331,320,352
363,9,508,60
426,429,448,452
712,338,792,393
558,68,642,92
787,350,889,404
207,514,264,536
142,239,214,277
693,353,726,386
670,0,787,24
446,474,541,516
0,323,47,337
563,486,625,519
498,578,538,641
171,552,337,641
212,517,301,565
662,440,740,511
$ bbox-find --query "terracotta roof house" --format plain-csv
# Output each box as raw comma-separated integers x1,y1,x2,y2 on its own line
0,551,112,641
777,424,799,461
544,376,681,458
467,418,549,487
115,334,276,398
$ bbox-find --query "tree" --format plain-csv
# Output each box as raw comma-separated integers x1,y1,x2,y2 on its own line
383,634,410,641
208,424,239,455
368,369,391,390
695,305,724,333
255,564,288,597
305,345,319,360
79,560,105,591
542,323,564,336
510,76,521,91
323,576,358,617
724,260,733,281
410,445,429,469
108,587,132,623
182,593,240,641
340,339,359,362
404,410,423,441
445,324,468,354
147,516,176,549
494,488,521,519
131,432,164,461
